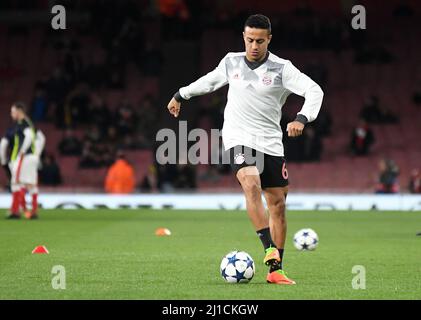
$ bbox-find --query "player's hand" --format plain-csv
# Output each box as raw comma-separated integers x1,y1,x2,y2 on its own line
167,97,181,118
286,121,305,137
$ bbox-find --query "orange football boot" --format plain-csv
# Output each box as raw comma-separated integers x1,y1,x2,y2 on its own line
266,269,296,285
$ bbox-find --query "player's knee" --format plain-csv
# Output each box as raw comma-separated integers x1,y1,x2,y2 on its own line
269,198,286,218
241,179,262,198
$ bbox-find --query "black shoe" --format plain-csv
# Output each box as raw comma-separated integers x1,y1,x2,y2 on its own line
416,232,421,236
29,214,39,220
6,213,21,219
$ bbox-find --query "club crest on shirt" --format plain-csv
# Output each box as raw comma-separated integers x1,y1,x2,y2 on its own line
234,153,245,164
262,73,272,86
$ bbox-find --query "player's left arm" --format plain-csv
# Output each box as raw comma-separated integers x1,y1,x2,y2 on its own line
282,61,324,137
35,129,46,157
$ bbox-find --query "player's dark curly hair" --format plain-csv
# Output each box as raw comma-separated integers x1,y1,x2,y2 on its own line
244,14,271,34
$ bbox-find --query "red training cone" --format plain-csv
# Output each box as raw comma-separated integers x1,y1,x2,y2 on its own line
32,245,49,254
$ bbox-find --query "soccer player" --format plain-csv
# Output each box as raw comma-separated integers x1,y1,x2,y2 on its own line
1,102,43,219
166,14,324,285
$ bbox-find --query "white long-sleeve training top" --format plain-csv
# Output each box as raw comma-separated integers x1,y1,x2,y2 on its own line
178,51,324,157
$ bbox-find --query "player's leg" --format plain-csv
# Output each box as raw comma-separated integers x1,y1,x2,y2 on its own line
7,159,22,218
263,186,288,266
229,146,280,266
24,185,38,219
236,166,268,230
236,166,282,263
19,155,39,219
19,186,28,214
260,155,295,285
263,186,295,285
7,182,22,219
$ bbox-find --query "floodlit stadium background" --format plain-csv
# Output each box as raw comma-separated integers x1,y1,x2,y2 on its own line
0,0,420,210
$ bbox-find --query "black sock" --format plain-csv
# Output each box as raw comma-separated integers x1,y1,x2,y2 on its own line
269,249,284,272
256,227,276,250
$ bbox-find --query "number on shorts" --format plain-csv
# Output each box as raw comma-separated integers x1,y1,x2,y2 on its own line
282,162,288,180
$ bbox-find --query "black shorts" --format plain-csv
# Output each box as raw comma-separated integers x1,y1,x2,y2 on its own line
228,145,289,189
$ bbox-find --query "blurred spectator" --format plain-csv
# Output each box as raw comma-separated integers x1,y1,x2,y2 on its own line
359,96,398,124
85,125,102,144
155,146,178,192
115,101,136,137
79,141,102,168
413,87,421,106
106,126,120,146
156,163,178,192
140,164,158,192
360,96,382,123
350,118,375,156
354,45,394,65
106,40,126,89
174,163,197,190
304,58,328,88
393,1,414,18
98,143,116,167
285,127,323,162
63,47,83,85
159,0,191,40
375,158,400,194
313,107,332,137
301,126,323,161
136,95,159,142
409,169,421,194
88,94,111,134
139,42,164,76
66,83,91,125
104,151,136,194
31,87,48,122
45,67,71,109
82,51,107,89
39,154,62,186
58,129,82,156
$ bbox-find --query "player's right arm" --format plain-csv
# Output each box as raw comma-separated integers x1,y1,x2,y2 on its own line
0,137,11,179
167,55,229,117
0,137,8,166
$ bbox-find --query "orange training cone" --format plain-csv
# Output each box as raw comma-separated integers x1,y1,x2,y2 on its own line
32,245,49,254
155,228,171,236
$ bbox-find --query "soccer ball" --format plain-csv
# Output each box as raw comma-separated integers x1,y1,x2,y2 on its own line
293,228,319,251
220,251,255,283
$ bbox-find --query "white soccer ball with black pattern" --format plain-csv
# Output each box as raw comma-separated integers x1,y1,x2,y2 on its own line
293,228,319,251
220,251,255,283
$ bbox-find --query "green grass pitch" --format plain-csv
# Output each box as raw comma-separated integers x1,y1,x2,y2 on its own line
0,209,420,299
